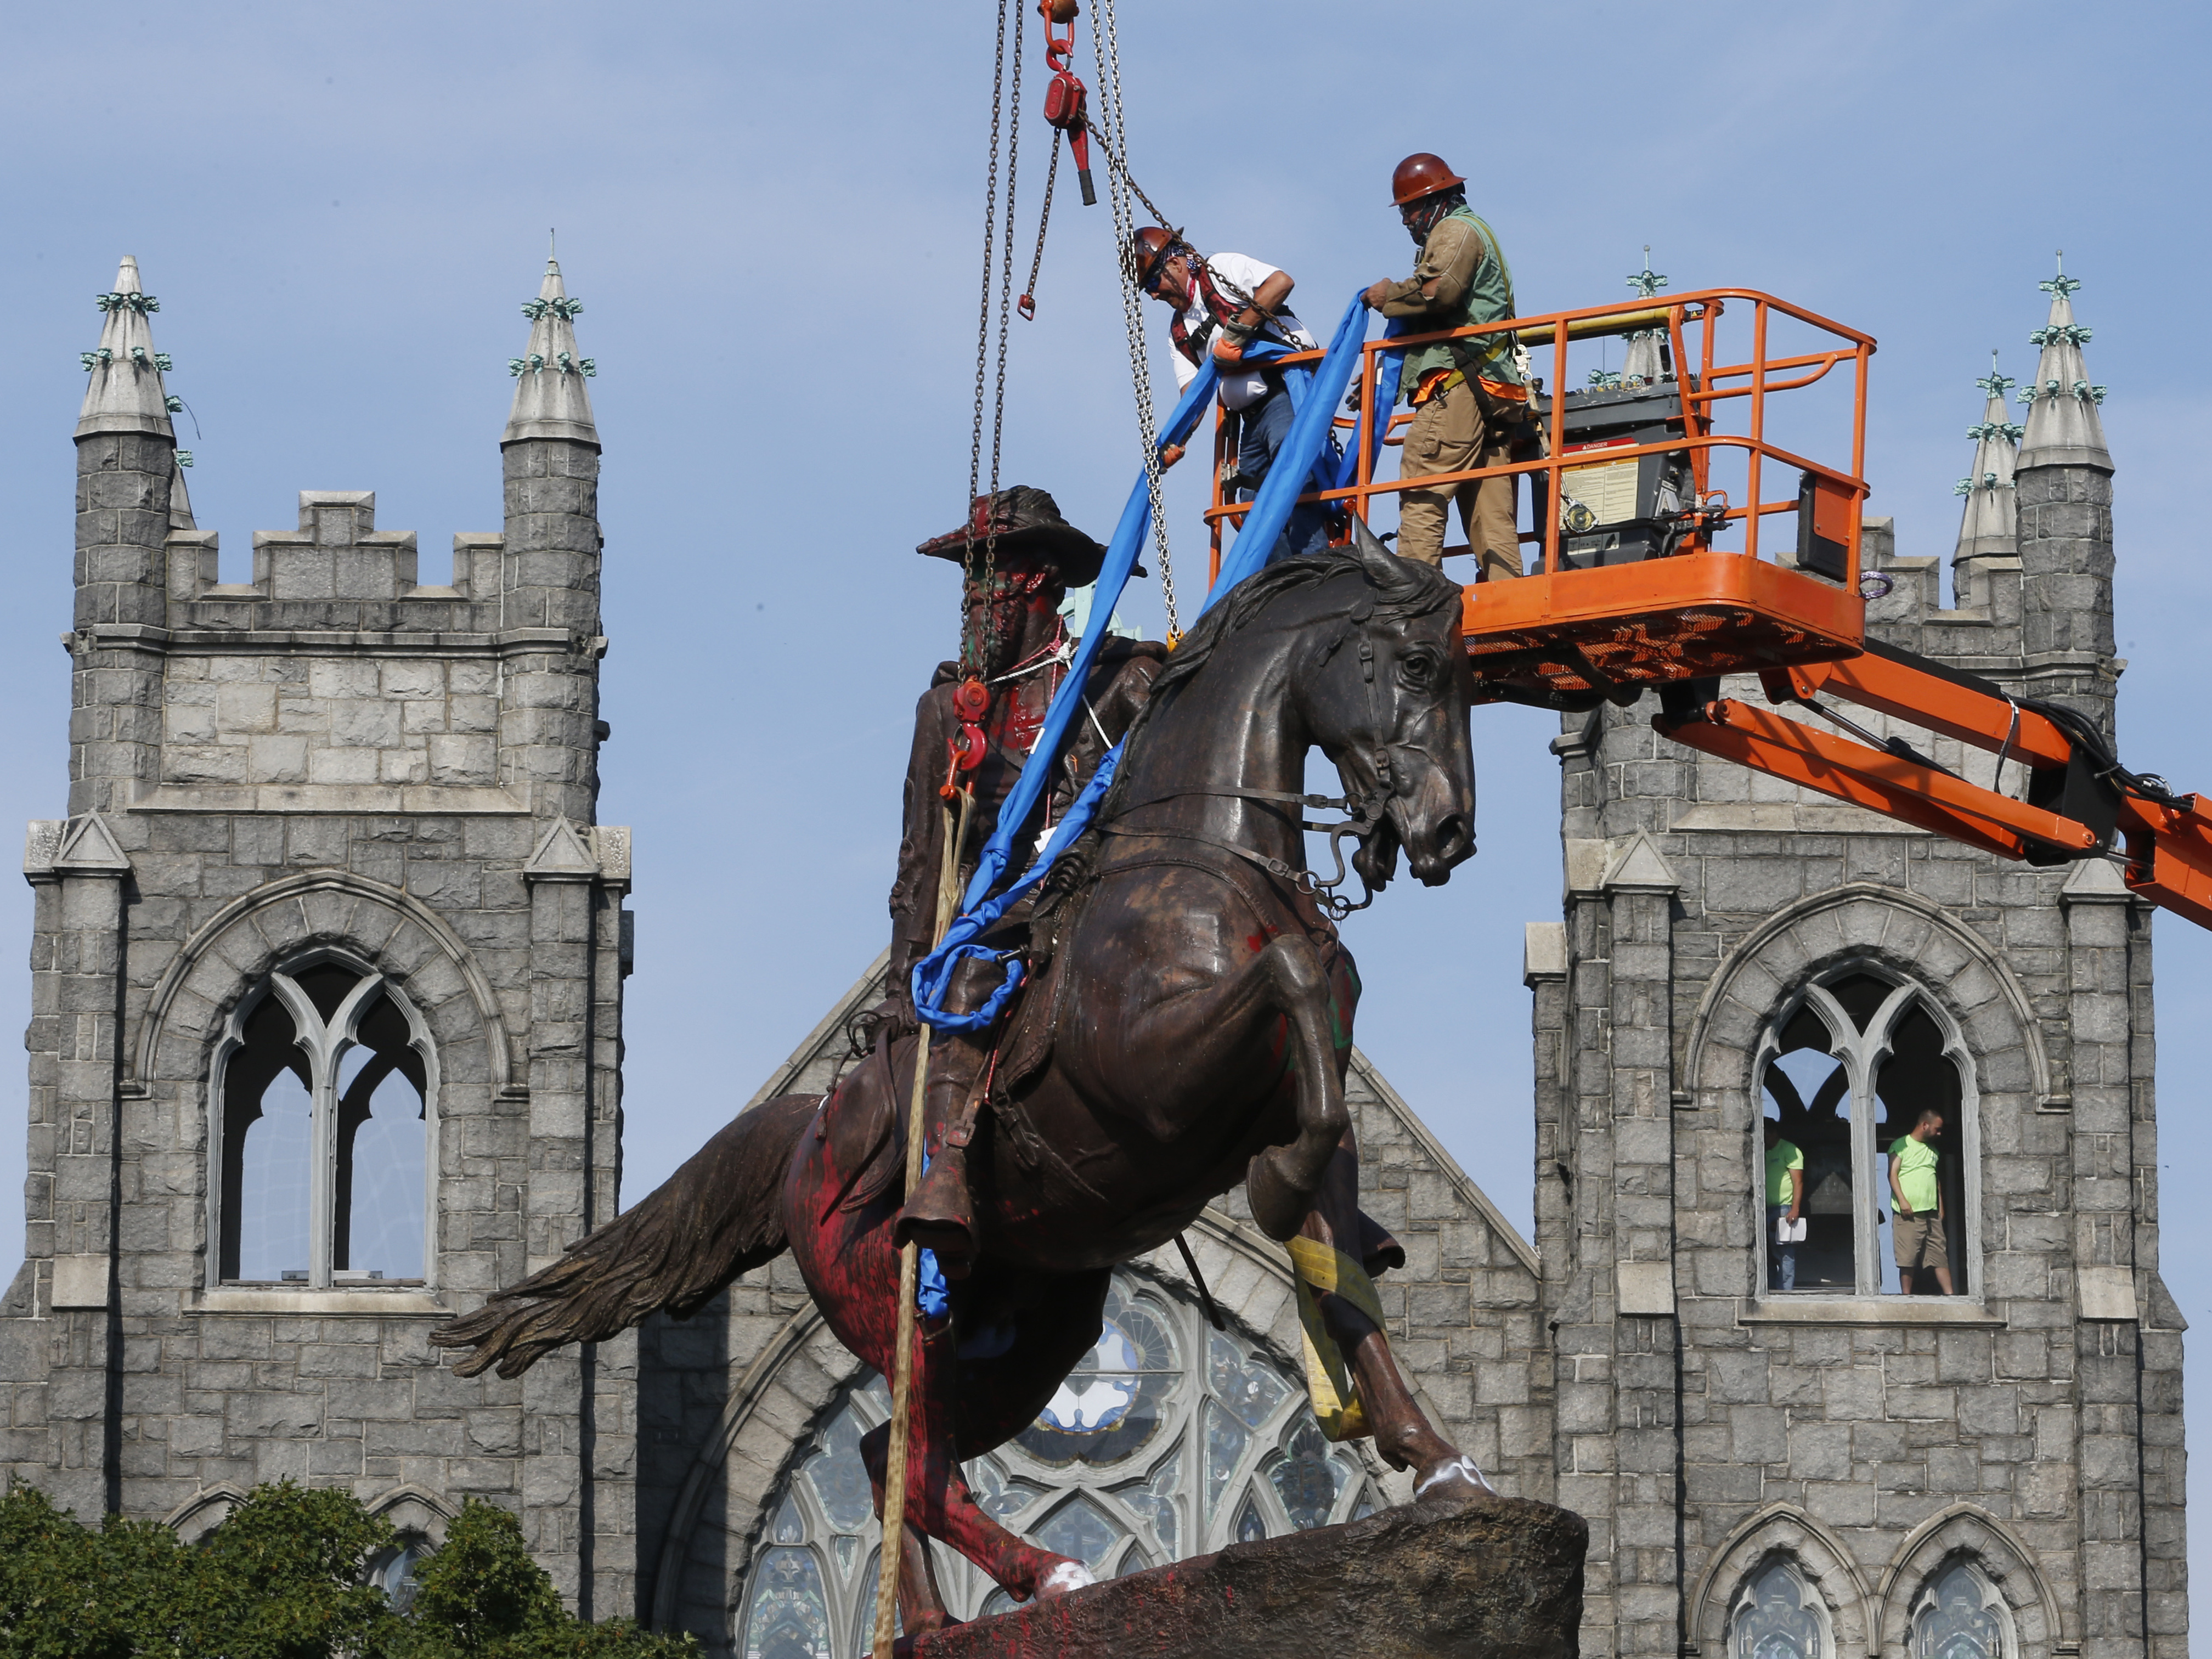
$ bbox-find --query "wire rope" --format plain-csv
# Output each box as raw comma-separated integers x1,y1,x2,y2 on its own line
1088,0,1179,639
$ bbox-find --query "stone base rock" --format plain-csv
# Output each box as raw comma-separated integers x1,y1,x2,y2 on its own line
909,1493,1586,1659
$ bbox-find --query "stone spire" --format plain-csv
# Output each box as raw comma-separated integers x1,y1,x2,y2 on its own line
2012,255,2117,740
1951,352,2021,563
76,256,176,440
2016,254,2109,472
504,258,599,447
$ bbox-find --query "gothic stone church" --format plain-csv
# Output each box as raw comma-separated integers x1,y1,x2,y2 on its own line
0,258,2183,1659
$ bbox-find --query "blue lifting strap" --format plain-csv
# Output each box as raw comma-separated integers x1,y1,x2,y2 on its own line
911,294,1404,1036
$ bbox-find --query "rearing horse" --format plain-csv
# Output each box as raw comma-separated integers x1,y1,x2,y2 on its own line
433,532,1483,1633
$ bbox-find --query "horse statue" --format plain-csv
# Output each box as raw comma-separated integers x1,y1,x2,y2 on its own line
433,531,1484,1635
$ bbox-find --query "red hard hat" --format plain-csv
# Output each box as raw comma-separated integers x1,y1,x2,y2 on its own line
1125,225,1184,290
1390,153,1465,206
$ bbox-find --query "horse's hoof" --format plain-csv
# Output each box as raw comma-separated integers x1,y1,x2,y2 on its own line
1412,1452,1495,1504
1035,1559,1094,1600
1245,1149,1313,1242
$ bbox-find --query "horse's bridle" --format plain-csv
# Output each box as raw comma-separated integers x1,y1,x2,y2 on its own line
1113,595,1429,921
1111,780,1389,921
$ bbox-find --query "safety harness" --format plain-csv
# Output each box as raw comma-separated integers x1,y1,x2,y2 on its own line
1169,259,1296,369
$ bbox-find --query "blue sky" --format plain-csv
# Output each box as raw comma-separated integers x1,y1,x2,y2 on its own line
2,0,2207,1598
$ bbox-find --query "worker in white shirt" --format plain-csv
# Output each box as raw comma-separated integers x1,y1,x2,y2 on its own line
1127,227,1332,561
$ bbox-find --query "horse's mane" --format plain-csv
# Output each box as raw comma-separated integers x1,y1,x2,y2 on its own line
1092,548,1462,823
1144,547,1461,707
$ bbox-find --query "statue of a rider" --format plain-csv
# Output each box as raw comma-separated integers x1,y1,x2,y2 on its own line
883,486,1164,1277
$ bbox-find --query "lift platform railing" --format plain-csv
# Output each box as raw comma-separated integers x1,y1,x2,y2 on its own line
1199,290,1876,706
1203,287,1873,579
1186,291,2212,935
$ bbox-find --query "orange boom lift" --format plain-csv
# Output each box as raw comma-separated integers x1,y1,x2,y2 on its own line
1200,290,2212,932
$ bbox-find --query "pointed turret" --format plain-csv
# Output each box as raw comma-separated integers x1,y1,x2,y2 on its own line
1951,353,2021,565
2016,256,2109,472
504,259,599,447
71,256,178,809
498,250,607,820
76,256,175,439
2011,255,2117,740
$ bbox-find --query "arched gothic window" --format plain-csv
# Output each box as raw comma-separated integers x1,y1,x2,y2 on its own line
733,1271,1384,1655
1729,1555,1831,1659
1910,1558,2013,1659
212,958,436,1287
369,1533,434,1613
1757,967,1974,1298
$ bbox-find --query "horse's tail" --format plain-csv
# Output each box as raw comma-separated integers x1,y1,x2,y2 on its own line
431,1092,821,1379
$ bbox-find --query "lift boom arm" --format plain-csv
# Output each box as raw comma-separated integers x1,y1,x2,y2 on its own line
1653,641,2212,929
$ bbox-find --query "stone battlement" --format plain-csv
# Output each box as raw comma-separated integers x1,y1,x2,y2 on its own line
163,492,512,634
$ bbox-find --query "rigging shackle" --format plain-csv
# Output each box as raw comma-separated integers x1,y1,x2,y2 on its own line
1037,0,1097,206
944,675,990,792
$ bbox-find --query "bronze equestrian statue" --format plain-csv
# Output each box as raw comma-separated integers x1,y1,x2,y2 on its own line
433,522,1485,1636
886,489,1164,1276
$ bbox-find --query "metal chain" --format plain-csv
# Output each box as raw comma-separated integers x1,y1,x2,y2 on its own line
1019,139,1059,318
962,1,1032,678
1085,112,1282,330
1089,0,1179,639
1085,116,1173,236
986,10,1024,554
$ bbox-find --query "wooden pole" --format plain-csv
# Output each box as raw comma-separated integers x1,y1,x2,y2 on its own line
872,785,972,1659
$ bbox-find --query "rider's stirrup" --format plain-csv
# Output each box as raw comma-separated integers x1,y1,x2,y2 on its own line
896,1146,977,1279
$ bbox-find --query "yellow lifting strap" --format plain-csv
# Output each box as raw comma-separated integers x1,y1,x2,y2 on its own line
1285,1234,1388,1444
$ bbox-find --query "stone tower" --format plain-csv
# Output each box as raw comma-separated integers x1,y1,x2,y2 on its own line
0,256,637,1613
1528,271,2183,1659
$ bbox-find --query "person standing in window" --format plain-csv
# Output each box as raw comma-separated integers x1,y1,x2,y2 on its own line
1762,1121,1805,1291
1889,1108,1954,1294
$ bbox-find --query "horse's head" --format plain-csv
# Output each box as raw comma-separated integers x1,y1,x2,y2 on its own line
1301,522,1476,888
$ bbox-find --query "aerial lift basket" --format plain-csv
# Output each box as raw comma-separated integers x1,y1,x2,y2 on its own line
1205,290,1876,709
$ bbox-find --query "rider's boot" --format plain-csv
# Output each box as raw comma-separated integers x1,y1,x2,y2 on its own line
894,1035,989,1278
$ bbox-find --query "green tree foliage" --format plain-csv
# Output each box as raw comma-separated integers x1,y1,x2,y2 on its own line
0,1480,694,1659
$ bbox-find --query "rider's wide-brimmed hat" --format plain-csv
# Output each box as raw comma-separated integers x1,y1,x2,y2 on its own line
916,486,1134,590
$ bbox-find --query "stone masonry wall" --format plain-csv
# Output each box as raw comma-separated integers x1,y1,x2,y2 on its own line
1536,506,2185,1659
3,410,635,1618
159,656,503,793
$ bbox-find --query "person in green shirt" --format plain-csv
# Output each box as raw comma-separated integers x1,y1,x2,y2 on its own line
1762,1121,1804,1291
1888,1108,1953,1294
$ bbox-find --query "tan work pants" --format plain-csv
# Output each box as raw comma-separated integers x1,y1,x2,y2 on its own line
1396,377,1522,581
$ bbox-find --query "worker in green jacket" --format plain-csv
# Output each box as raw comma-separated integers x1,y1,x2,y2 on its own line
1889,1108,1954,1295
1362,153,1532,580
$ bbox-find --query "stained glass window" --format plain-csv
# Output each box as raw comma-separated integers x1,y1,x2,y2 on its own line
371,1535,431,1613
1232,1493,1267,1545
741,1548,832,1659
1911,1560,2008,1659
1730,1558,1828,1659
1017,1292,1178,1468
1268,1419,1343,1531
729,1266,1388,1649
1032,1494,1120,1575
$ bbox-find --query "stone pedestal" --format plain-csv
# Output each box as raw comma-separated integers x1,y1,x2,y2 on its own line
909,1494,1586,1659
